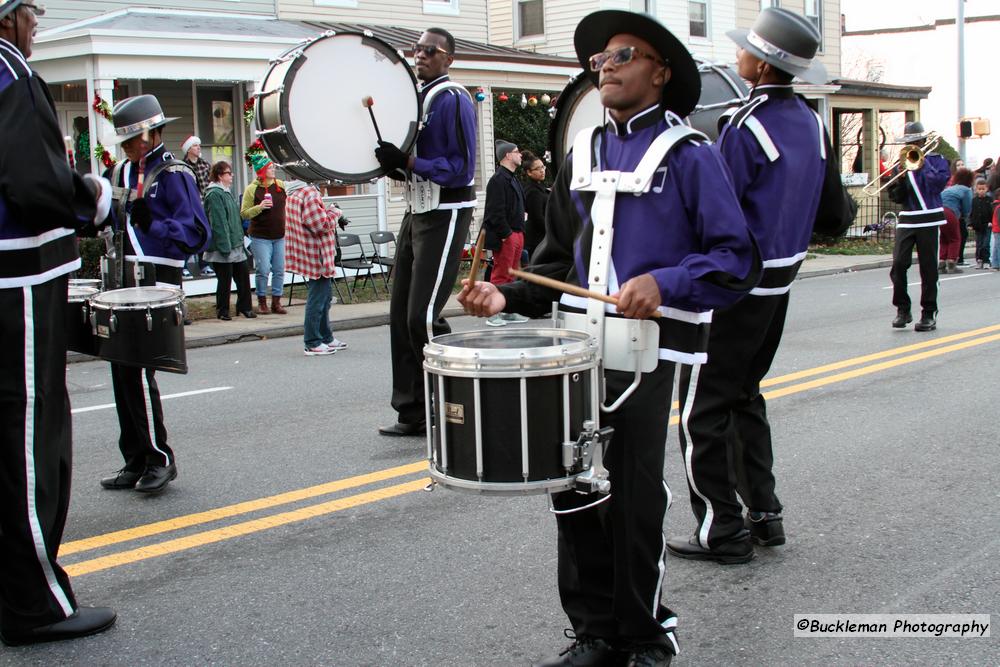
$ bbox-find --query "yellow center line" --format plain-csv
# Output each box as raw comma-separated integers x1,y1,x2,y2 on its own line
61,461,426,555
66,326,1000,574
65,478,429,577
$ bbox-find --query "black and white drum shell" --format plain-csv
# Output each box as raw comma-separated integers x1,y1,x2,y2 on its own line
67,285,100,356
547,60,749,174
255,31,420,184
89,287,188,374
69,278,102,291
423,328,600,495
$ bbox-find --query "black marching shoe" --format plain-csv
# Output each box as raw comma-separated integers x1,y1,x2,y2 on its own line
891,310,912,328
666,532,754,564
914,312,936,332
377,421,426,437
0,607,117,646
239,309,258,319
100,468,142,490
134,463,177,494
533,631,628,667
626,645,673,667
217,311,232,321
745,511,785,546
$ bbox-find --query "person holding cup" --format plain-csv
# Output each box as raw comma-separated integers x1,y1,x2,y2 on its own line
241,153,287,314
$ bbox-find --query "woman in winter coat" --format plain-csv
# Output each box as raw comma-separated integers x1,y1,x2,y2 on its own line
203,161,255,320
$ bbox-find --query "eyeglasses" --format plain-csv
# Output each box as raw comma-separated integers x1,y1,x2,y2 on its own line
220,171,233,176
588,46,665,72
20,2,46,16
413,43,450,57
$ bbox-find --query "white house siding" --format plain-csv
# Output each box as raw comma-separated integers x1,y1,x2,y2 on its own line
735,0,841,79
654,0,737,63
842,18,998,165
37,0,276,30
140,80,198,158
277,0,489,43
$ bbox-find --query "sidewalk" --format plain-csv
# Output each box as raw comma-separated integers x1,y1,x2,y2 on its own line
72,253,892,359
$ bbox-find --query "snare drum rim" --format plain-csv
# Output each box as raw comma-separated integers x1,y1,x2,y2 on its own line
423,327,598,376
89,287,185,311
68,286,100,302
258,32,421,185
428,466,577,495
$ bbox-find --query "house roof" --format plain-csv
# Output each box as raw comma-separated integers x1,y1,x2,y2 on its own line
831,78,931,101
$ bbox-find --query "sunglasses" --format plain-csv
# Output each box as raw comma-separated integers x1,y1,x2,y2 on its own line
413,43,450,57
588,46,665,72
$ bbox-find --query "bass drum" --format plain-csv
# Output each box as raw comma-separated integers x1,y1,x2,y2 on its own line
546,60,749,174
255,30,420,184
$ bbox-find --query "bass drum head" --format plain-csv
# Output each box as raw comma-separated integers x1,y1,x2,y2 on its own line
546,60,749,174
256,32,420,184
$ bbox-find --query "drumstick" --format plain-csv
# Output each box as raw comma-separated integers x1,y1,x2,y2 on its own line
467,229,486,287
509,269,662,319
362,96,384,142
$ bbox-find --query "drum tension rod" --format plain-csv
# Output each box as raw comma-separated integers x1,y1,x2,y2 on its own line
256,125,287,136
250,86,284,100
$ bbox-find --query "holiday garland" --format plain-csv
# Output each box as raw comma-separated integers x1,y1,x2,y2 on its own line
93,142,117,168
244,138,266,168
243,98,255,125
92,93,113,123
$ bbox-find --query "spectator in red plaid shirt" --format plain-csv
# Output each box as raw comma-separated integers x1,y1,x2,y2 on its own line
285,181,349,356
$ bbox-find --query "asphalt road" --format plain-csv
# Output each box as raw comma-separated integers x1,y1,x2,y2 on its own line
5,267,999,666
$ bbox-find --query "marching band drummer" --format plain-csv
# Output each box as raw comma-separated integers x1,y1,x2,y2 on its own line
668,7,851,564
97,94,211,495
1,0,117,644
459,11,760,666
373,27,477,438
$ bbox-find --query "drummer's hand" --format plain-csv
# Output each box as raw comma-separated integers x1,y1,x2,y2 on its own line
375,141,409,172
614,274,661,320
458,279,506,318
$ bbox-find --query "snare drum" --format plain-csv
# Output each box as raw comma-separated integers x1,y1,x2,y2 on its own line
423,328,600,495
547,60,748,173
90,287,188,374
69,278,102,291
255,31,420,184
66,285,99,356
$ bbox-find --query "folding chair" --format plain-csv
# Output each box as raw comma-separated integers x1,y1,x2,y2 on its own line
369,230,397,290
334,231,380,302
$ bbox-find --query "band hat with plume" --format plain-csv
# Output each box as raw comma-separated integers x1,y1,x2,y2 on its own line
574,10,701,118
495,140,518,163
726,7,827,85
107,95,179,145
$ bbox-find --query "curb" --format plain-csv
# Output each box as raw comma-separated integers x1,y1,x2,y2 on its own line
797,258,894,280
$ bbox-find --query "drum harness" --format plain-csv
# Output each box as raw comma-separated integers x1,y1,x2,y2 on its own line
551,121,708,512
404,82,474,214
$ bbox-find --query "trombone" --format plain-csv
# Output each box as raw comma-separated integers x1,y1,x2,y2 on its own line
861,132,941,197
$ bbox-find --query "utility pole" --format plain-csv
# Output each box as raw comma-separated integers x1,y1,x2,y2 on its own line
957,0,966,161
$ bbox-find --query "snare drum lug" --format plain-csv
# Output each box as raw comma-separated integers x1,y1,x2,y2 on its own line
145,307,153,332
174,305,184,326
109,313,118,334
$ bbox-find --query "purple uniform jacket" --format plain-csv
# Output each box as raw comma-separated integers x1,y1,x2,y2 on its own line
898,153,950,228
411,75,477,205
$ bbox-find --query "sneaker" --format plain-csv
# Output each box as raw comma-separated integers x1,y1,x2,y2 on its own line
325,338,348,351
485,314,507,327
182,269,193,279
304,343,336,356
502,312,530,323
202,266,216,276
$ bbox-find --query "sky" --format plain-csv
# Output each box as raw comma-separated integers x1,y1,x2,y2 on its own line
840,0,997,32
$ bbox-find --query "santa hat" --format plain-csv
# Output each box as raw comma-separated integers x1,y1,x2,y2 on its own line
181,136,201,156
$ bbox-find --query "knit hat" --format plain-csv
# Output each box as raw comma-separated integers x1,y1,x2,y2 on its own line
495,140,518,163
249,151,274,176
181,136,201,156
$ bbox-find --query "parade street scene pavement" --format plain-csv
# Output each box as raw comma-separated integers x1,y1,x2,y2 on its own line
3,260,996,666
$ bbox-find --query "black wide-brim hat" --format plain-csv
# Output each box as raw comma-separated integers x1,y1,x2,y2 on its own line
107,94,179,145
727,7,827,85
574,10,701,118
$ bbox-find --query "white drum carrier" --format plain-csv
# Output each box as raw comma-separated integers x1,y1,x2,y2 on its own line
426,119,709,497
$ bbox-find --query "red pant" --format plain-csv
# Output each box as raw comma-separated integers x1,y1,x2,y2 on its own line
490,231,524,286
939,208,961,261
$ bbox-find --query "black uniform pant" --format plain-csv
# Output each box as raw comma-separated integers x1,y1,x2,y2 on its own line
0,277,78,631
389,207,472,424
677,293,788,548
109,262,180,471
553,363,681,654
210,259,253,316
890,225,940,315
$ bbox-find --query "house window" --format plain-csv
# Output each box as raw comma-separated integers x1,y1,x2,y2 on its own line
804,0,823,50
760,0,779,8
423,0,459,16
195,87,236,169
517,0,544,40
688,0,708,39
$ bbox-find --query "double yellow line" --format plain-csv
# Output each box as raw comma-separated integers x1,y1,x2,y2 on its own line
63,323,1000,577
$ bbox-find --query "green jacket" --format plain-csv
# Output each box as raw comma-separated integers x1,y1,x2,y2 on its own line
203,183,244,254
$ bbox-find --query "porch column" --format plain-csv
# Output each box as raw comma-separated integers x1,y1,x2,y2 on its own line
89,76,117,173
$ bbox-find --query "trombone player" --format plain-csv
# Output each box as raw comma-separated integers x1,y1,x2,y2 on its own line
887,121,950,331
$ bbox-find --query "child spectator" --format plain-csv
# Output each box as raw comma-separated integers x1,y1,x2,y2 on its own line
969,178,993,269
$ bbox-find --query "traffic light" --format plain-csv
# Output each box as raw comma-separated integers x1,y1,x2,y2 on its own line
956,117,991,138
958,119,974,138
